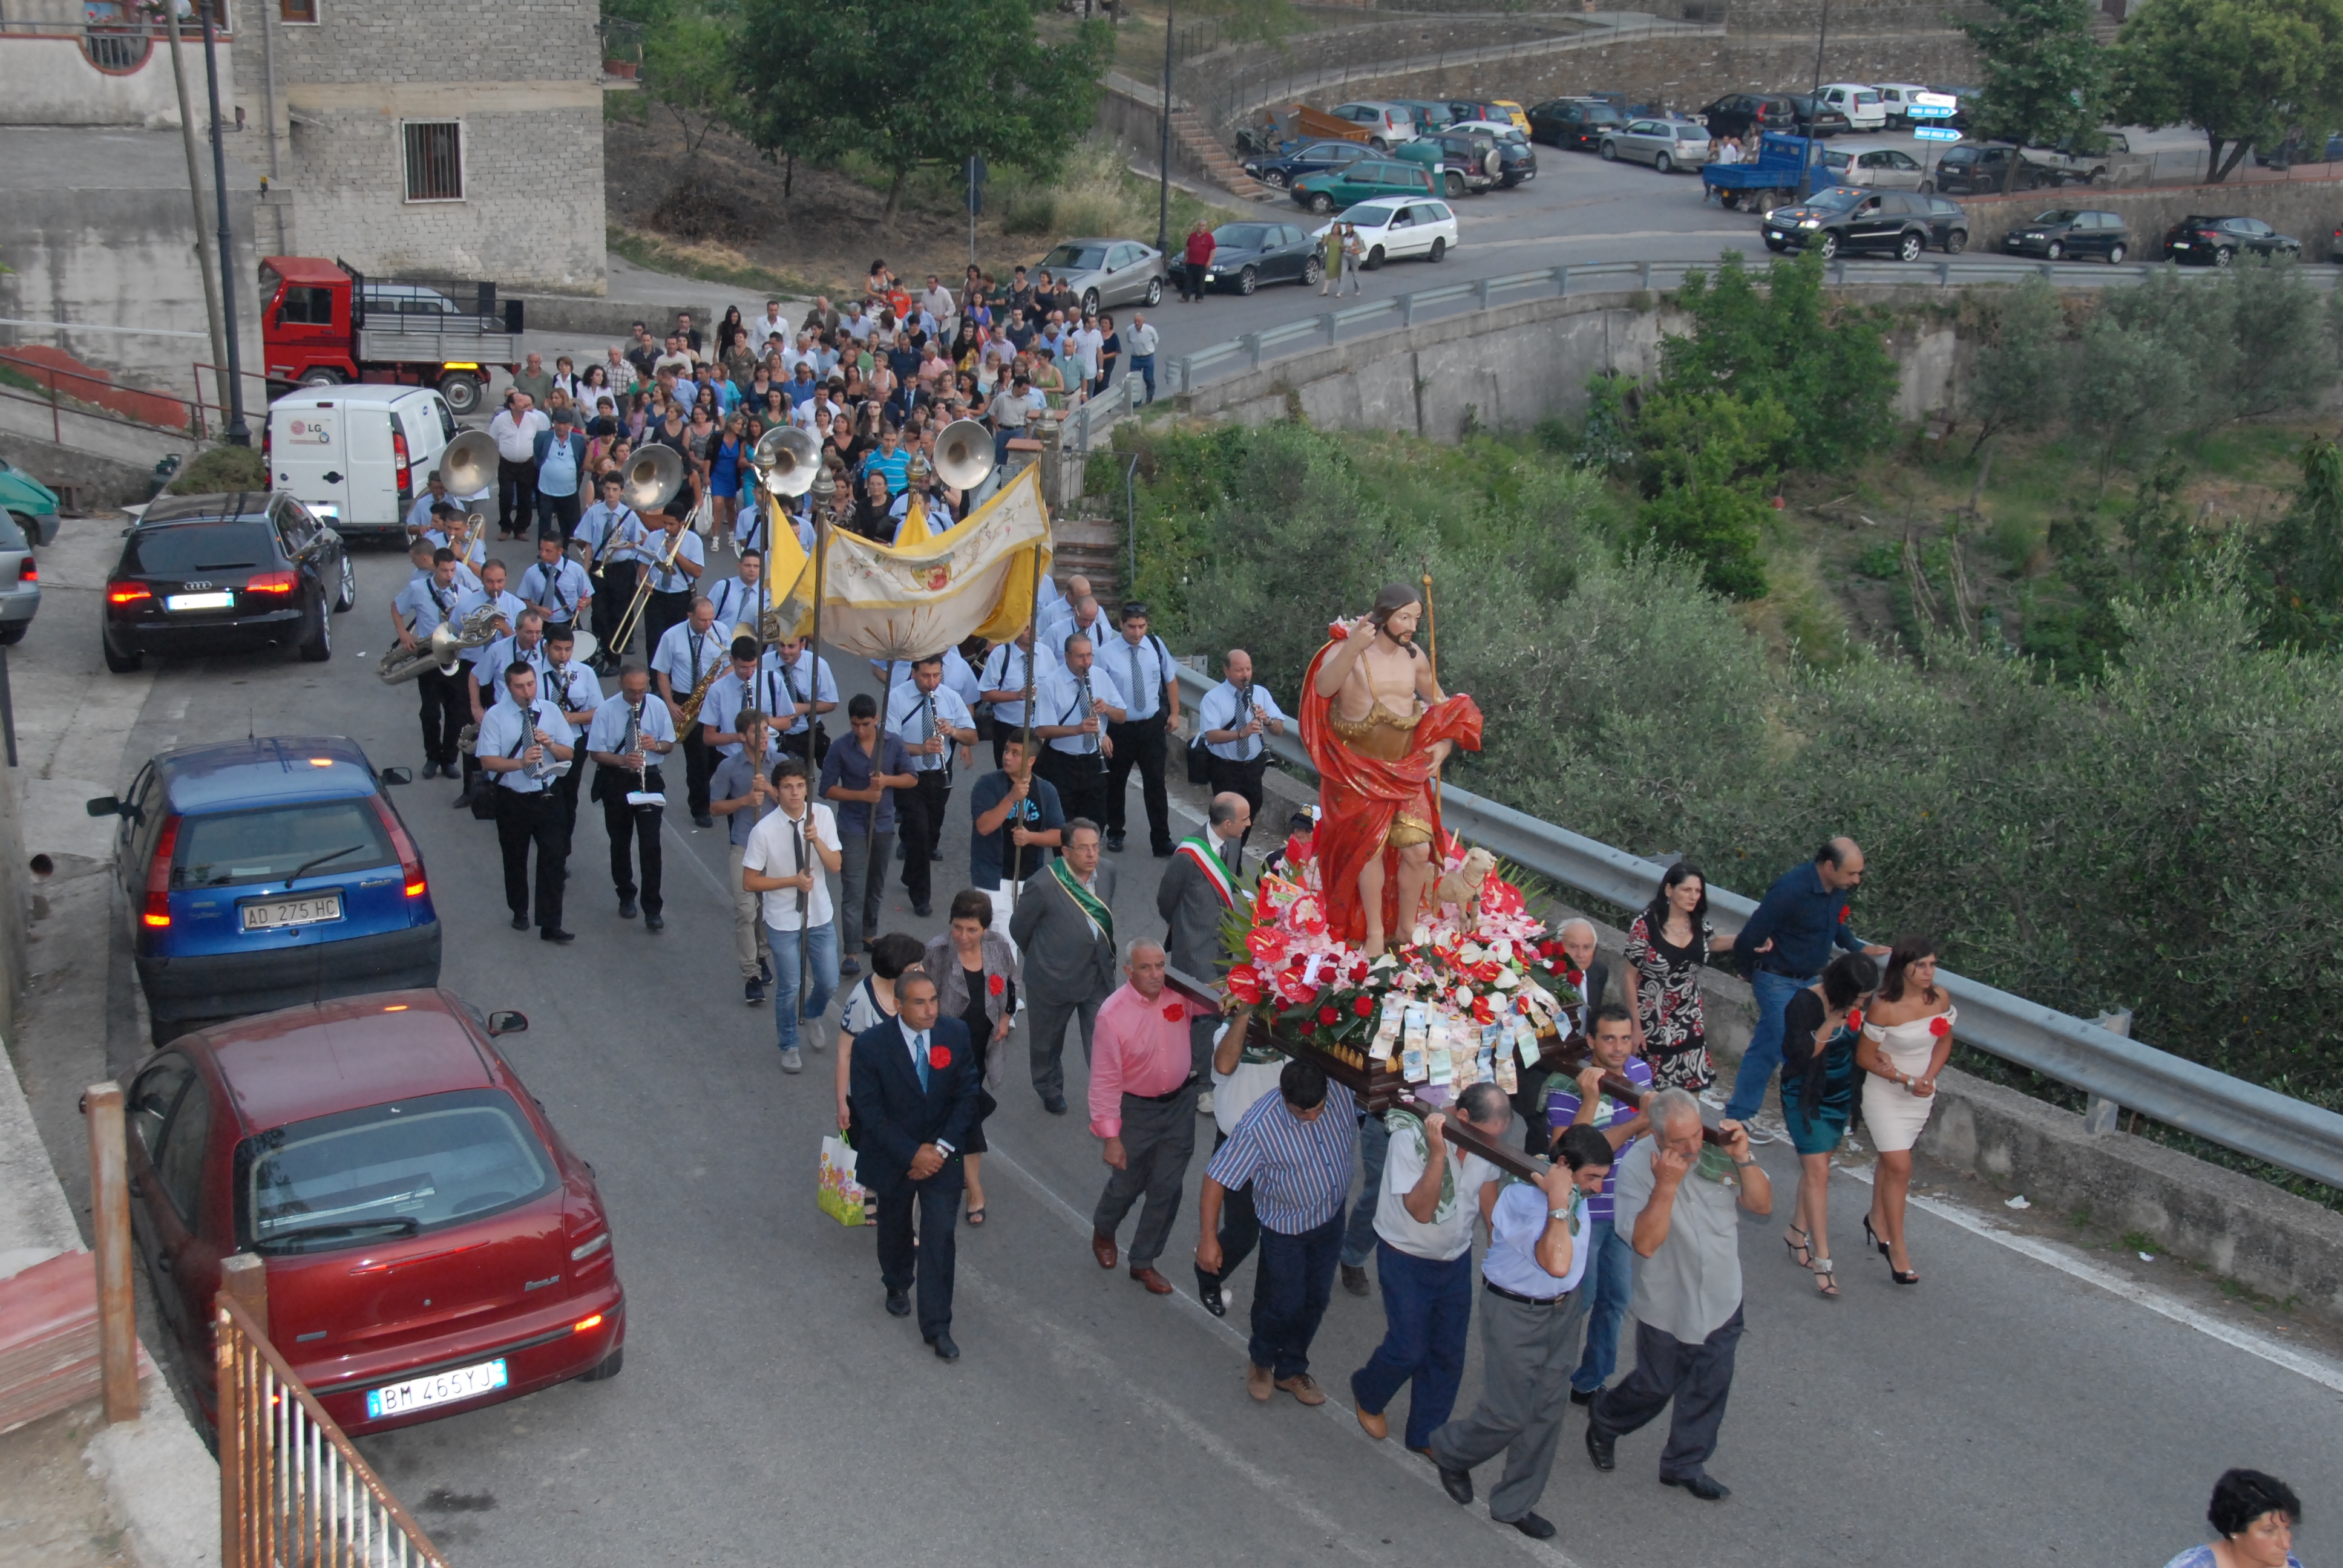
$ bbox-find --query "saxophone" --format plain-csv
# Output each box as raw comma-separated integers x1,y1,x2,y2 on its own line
677,654,726,728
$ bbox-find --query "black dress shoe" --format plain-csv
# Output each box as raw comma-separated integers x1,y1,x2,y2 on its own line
1195,1272,1225,1316
1504,1512,1556,1540
927,1331,961,1362
1436,1464,1473,1506
510,912,529,931
1041,1094,1067,1116
1152,847,1174,858
885,1289,911,1317
911,902,932,917
617,896,638,919
644,913,664,932
693,813,714,829
1585,1425,1616,1472
841,956,862,977
419,760,439,780
1662,1472,1731,1501
1570,1385,1598,1406
1106,833,1126,852
452,789,478,809
540,927,577,944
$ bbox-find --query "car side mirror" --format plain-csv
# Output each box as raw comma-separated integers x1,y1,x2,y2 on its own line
486,1009,529,1036
378,766,413,785
85,795,120,818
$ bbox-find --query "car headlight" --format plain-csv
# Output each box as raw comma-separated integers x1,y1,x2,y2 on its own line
1799,219,1820,229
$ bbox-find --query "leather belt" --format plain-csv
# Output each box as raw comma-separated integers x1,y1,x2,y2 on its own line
1484,1281,1572,1307
1127,1075,1201,1105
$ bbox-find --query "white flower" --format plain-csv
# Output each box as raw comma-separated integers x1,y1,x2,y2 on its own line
1460,942,1486,965
1493,970,1519,990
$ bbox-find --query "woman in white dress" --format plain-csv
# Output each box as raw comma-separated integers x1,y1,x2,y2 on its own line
1856,936,1955,1285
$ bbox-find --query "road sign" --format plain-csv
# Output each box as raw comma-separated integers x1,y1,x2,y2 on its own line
1913,126,1962,142
1912,91,1958,111
1907,103,1957,119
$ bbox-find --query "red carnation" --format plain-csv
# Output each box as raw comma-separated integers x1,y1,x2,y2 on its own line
988,973,1006,996
928,1045,952,1070
1929,1016,1952,1038
1162,1002,1185,1023
1840,904,1851,924
1845,1007,1864,1032
1352,995,1375,1018
1319,1005,1340,1025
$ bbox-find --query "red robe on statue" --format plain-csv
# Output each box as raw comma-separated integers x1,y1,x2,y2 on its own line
1299,636,1484,949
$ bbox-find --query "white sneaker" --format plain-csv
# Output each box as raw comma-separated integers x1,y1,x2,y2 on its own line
779,1047,804,1074
1197,1089,1216,1117
1740,1122,1781,1146
1698,1089,1728,1111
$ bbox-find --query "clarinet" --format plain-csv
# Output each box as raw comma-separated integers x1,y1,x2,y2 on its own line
621,701,644,794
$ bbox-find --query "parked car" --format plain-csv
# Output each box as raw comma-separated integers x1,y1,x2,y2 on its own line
88,734,441,1043
0,507,41,647
1443,99,1531,136
2160,215,2301,266
1201,222,1324,292
1872,82,1934,127
1600,117,1711,172
102,491,353,672
1313,198,1460,266
1926,142,2052,194
1033,238,1167,310
1419,130,1505,196
2256,131,2343,166
1697,93,1801,141
2024,131,2132,185
1242,139,1371,191
1291,157,1438,215
1443,119,1539,185
0,452,61,547
119,989,624,1435
1782,93,1853,137
1763,187,1961,260
1929,84,1978,130
1526,97,1625,151
1392,100,1458,134
1821,145,1927,189
264,384,453,544
2001,209,2132,263
1329,101,1419,149
1817,83,1887,132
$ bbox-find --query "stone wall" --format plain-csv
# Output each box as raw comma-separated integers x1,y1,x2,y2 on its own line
1953,173,2343,256
234,0,609,295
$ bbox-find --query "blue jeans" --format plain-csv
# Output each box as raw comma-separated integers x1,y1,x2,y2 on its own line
1570,1217,1635,1394
1127,354,1155,402
1350,1240,1473,1448
764,920,838,1051
1250,1209,1343,1381
1724,969,1810,1122
1340,1112,1390,1269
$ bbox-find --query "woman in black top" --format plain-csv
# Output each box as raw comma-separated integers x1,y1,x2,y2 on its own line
925,890,1020,1226
1777,952,1878,1299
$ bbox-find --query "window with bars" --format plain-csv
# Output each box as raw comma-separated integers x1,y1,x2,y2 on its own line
402,121,464,202
280,0,320,22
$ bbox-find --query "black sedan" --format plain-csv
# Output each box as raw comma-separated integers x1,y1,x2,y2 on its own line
1762,188,1955,261
1525,97,1624,151
103,491,353,671
2000,209,2132,263
1241,139,1370,191
2161,215,2301,266
1782,94,1853,137
1200,221,1324,294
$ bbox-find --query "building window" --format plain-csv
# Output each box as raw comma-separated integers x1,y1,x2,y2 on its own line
402,121,464,203
280,0,320,22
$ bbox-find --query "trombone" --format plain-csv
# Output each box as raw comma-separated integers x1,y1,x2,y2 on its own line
599,445,687,667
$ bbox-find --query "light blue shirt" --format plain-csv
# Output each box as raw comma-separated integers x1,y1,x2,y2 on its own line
882,647,981,710
585,691,677,756
1481,1181,1587,1299
473,699,575,794
537,658,602,722
1196,679,1289,762
1037,663,1128,757
392,574,462,637
644,528,706,595
883,682,976,773
517,558,592,622
453,589,525,674
705,573,764,632
575,501,646,561
650,621,729,701
978,640,1061,727
761,648,839,737
474,633,549,697
1099,630,1175,722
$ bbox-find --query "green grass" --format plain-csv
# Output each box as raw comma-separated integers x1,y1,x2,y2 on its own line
605,226,839,302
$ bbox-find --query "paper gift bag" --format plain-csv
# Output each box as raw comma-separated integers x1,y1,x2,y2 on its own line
816,1134,867,1227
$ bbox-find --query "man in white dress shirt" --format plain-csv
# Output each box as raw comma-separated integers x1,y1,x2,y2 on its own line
978,624,1061,768
1194,647,1289,858
1034,635,1126,835
741,758,844,1074
487,391,549,541
883,653,977,918
474,662,576,941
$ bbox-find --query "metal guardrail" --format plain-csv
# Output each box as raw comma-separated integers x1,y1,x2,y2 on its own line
1168,663,2343,1187
1162,255,2343,397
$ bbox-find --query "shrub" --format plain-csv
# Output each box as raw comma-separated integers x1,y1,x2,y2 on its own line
168,444,267,495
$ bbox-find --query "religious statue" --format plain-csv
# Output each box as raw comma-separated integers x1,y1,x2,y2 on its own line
1299,583,1484,956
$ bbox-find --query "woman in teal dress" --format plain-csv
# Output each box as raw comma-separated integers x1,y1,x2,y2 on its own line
1777,952,1878,1299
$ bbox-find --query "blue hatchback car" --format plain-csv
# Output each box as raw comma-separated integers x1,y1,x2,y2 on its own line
88,736,441,1044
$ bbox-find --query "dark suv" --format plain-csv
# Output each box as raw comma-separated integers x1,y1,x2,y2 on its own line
1527,97,1625,151
1762,188,1963,260
1697,93,1801,140
1927,142,2050,195
103,491,354,672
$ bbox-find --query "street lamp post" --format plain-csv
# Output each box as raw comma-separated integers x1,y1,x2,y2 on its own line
198,0,250,446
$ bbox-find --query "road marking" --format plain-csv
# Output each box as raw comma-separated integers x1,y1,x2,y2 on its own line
984,1143,1582,1567
1839,1167,2343,1393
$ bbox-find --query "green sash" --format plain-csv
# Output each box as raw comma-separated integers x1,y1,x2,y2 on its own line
1049,858,1114,948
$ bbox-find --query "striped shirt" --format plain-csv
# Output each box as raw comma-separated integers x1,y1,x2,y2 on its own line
1545,1056,1654,1224
1205,1082,1358,1235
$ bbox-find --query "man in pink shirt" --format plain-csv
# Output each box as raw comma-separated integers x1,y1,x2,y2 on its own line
1089,939,1203,1295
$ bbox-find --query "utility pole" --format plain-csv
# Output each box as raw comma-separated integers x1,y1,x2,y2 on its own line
163,3,230,433
1156,2,1173,257
198,0,250,446
1803,0,1830,198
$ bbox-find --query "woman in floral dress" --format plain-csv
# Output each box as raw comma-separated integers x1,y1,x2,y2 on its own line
1626,861,1744,1092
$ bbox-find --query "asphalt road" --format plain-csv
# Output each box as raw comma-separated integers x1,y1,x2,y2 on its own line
11,529,2343,1567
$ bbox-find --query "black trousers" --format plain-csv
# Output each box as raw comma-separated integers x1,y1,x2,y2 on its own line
679,722,713,818
599,774,663,915
1195,1127,1262,1292
893,768,948,907
552,753,585,852
536,488,581,546
416,667,467,767
593,561,638,659
1589,1306,1746,1481
1182,260,1209,300
494,786,566,929
876,1163,963,1339
497,457,538,537
643,588,693,668
1037,748,1108,835
1207,753,1270,857
1104,713,1171,852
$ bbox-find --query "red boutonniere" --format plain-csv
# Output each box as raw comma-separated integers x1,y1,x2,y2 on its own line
1839,904,1851,924
1928,1016,1951,1038
1162,1002,1185,1023
928,1044,952,1070
988,973,1006,996
1845,1007,1864,1032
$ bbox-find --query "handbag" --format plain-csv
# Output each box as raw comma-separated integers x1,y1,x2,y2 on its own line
817,1134,867,1227
1184,728,1213,785
687,491,715,537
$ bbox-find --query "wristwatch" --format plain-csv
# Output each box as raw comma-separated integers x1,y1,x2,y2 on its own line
1732,1155,1757,1168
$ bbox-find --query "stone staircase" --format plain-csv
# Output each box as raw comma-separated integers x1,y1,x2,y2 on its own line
1052,514,1126,612
1167,106,1275,201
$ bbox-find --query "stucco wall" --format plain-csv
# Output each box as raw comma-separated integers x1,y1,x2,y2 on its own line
0,32,235,128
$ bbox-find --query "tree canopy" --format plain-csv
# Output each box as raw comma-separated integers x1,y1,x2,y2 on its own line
1959,0,2109,189
2113,0,2343,181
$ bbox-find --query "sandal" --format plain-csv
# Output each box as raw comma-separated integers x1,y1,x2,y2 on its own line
965,1206,987,1227
1812,1259,1838,1298
1782,1226,1813,1269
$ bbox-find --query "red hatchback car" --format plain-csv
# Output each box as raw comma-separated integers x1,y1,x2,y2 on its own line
122,989,624,1435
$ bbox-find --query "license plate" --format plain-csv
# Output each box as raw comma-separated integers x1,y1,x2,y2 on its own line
364,1358,508,1421
166,592,235,612
1767,230,1784,241
241,892,343,930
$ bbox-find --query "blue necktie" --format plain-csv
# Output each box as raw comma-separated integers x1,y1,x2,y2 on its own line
914,1030,929,1092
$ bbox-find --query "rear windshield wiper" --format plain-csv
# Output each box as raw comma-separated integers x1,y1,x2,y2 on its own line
254,1217,421,1252
284,843,366,889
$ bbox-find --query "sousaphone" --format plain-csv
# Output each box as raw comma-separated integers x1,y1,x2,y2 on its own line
934,418,994,492
753,426,822,497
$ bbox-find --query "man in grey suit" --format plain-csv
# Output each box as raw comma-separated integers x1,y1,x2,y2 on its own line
1160,792,1250,1080
1009,818,1118,1116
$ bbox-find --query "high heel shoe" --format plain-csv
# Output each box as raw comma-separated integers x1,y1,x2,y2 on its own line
1783,1226,1813,1269
1864,1216,1888,1259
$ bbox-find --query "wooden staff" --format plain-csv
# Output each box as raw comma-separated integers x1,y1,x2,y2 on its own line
1011,540,1046,900
798,512,828,1010
1421,567,1443,818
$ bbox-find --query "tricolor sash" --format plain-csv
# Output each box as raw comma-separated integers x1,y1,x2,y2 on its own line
1173,833,1237,909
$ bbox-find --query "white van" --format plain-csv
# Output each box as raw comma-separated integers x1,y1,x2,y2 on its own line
264,384,456,543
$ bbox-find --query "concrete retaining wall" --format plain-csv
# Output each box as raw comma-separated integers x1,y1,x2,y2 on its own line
1955,174,2343,257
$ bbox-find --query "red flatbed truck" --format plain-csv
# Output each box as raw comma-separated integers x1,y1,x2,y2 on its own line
258,256,524,417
